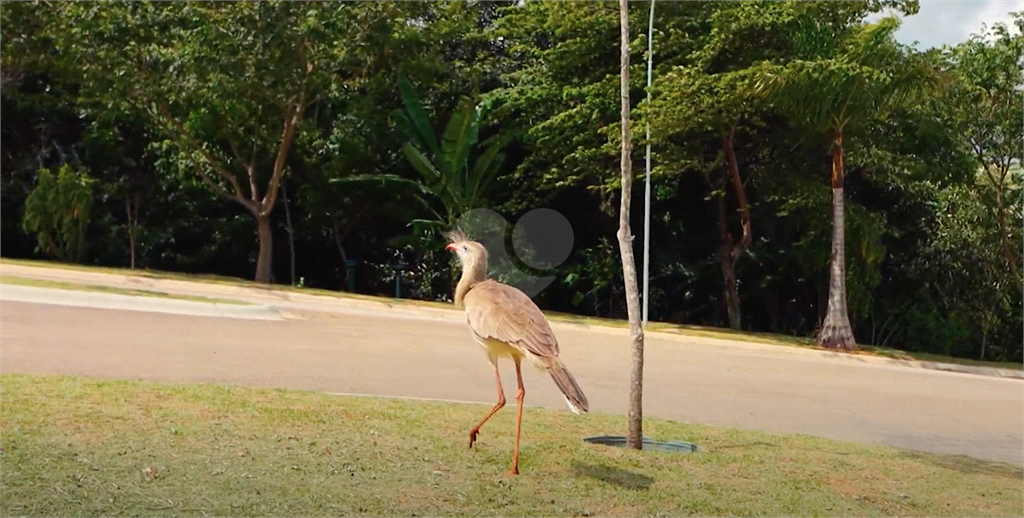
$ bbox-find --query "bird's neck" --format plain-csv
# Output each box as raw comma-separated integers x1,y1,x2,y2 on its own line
454,260,488,308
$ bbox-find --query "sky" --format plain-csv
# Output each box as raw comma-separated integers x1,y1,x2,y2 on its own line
870,0,1022,49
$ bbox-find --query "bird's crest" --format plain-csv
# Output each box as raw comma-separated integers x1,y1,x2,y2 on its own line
444,229,470,244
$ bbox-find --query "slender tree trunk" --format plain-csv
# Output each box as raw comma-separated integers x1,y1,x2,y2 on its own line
330,214,353,291
125,196,138,270
255,215,274,284
717,125,751,330
281,182,296,286
817,130,856,349
980,327,988,361
718,185,741,330
618,0,645,451
975,160,1022,291
330,215,349,263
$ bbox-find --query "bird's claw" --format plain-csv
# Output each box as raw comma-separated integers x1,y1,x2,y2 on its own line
468,429,480,449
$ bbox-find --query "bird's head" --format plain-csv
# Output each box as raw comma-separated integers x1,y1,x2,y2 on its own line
444,230,488,270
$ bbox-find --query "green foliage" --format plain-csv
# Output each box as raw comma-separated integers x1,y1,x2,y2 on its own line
563,237,623,317
935,13,1023,291
390,75,510,233
764,176,887,322
941,13,1023,169
21,165,95,263
51,1,436,210
1,0,1019,360
485,1,719,201
915,179,1022,360
754,15,937,135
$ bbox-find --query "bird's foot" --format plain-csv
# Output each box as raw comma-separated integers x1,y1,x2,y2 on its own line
468,428,480,449
505,467,519,476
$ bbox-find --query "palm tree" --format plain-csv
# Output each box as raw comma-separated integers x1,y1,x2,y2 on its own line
647,66,760,330
755,16,937,349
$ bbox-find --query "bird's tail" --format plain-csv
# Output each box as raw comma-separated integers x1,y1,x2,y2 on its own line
547,358,589,414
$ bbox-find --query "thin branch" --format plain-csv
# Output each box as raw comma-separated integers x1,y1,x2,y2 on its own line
723,122,752,254
260,43,318,216
228,138,259,202
304,95,323,112
154,103,258,215
260,94,303,216
978,160,1020,273
228,138,249,171
251,138,258,171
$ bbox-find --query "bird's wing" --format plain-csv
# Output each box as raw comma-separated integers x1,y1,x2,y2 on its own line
463,280,560,358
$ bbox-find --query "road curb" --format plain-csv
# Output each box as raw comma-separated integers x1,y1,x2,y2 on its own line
913,361,1024,379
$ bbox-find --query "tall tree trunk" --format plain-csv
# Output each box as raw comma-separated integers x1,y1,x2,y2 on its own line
980,327,988,361
618,0,645,451
330,214,351,290
125,196,138,270
282,182,296,286
718,182,741,330
817,130,856,349
156,87,305,285
717,124,751,330
254,215,274,284
330,215,349,263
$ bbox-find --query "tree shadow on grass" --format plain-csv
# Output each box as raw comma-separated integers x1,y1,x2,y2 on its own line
897,450,1023,479
572,462,654,490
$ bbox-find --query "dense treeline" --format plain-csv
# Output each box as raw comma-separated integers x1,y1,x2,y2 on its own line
2,1,1021,360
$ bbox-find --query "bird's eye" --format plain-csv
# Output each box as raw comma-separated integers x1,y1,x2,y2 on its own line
463,245,469,251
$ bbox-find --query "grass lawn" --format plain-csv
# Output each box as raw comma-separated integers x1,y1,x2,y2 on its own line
2,257,1021,371
0,275,252,306
2,374,1020,517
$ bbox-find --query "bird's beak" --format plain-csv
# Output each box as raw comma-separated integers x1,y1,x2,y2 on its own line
445,243,457,251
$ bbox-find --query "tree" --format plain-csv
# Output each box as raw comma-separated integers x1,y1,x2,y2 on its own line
644,0,917,332
648,67,760,330
939,14,1024,293
755,16,937,349
486,0,719,210
924,180,1021,360
22,164,94,263
618,0,645,451
285,2,454,290
50,1,384,283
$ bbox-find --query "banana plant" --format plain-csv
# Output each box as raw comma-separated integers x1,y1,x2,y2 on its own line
391,75,512,238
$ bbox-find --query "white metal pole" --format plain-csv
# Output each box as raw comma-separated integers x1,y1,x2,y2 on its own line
642,0,655,326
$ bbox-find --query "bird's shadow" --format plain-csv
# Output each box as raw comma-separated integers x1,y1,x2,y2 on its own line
572,462,654,490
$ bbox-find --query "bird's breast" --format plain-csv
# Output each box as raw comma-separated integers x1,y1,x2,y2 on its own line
475,335,523,360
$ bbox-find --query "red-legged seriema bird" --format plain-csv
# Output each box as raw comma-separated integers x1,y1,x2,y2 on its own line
444,230,589,475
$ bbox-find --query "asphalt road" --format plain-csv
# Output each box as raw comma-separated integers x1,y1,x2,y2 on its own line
1,284,1021,466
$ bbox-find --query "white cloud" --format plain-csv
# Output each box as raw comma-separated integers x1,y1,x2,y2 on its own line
869,0,1021,49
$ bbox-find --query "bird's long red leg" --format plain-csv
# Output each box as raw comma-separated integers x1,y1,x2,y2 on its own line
469,364,505,448
508,358,525,475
